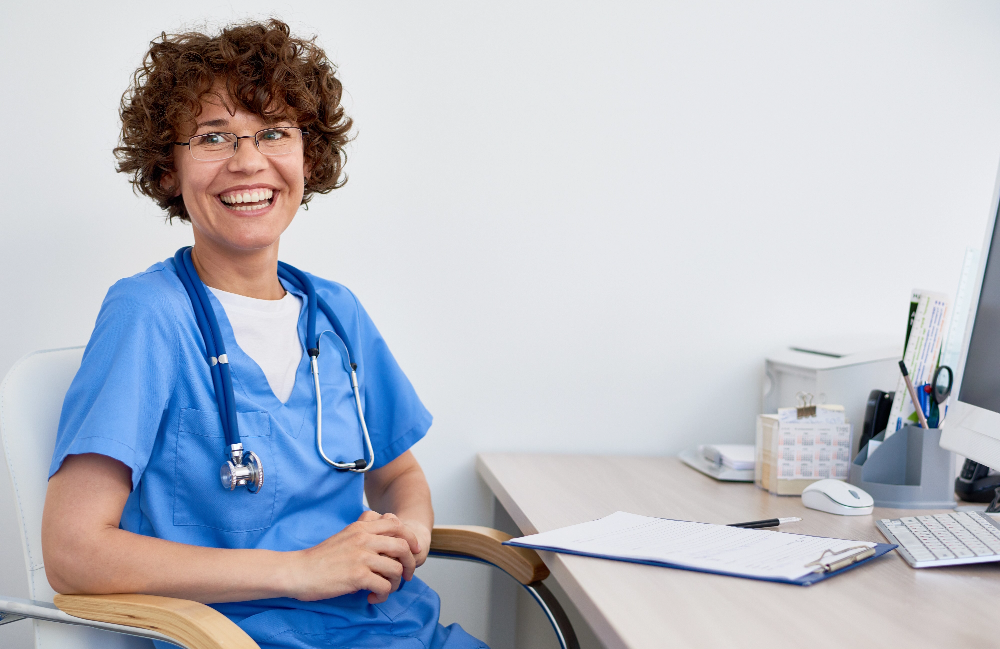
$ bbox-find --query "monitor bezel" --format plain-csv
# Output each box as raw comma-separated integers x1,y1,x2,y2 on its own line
940,159,1000,468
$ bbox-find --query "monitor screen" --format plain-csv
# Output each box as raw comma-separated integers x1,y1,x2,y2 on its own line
959,203,1000,414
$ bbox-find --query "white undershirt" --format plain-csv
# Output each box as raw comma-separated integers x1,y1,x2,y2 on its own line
209,287,304,403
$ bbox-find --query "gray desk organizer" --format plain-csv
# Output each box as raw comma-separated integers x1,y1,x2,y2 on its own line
849,424,955,509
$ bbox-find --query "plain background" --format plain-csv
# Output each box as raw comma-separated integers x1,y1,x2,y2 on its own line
2,1,1000,646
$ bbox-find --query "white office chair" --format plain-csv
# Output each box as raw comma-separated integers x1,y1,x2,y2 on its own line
0,347,578,649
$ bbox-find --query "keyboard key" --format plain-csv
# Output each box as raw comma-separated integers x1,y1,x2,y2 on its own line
930,547,956,559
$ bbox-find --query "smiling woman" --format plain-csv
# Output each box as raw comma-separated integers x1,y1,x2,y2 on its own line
40,18,488,649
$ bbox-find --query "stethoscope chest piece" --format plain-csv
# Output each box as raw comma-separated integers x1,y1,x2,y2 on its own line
220,444,264,493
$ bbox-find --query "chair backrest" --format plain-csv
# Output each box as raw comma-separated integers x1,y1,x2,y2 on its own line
0,347,152,649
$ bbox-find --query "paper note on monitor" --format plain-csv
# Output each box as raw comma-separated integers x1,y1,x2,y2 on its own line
886,289,949,436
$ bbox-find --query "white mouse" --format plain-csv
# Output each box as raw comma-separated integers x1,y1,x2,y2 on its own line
801,479,874,516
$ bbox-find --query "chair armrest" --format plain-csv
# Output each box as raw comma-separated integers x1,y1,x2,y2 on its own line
430,525,549,585
53,593,259,649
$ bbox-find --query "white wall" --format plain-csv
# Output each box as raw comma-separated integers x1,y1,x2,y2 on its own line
2,1,1000,645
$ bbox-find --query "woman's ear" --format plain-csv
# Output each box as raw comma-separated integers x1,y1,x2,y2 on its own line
159,171,180,197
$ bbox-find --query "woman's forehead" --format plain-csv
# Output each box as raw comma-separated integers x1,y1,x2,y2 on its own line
185,91,295,132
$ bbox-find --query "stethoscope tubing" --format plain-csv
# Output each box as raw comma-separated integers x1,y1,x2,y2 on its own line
174,247,240,450
311,332,375,472
278,262,373,473
174,246,374,473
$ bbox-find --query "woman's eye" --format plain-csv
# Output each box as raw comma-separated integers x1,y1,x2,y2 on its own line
260,129,285,141
203,133,226,145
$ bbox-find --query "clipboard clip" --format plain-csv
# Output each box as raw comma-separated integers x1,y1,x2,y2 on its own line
804,545,876,573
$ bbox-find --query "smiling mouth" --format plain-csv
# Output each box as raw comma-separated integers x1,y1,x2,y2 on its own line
219,188,275,212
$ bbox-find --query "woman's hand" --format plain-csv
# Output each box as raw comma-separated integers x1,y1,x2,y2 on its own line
371,511,432,567
292,510,421,604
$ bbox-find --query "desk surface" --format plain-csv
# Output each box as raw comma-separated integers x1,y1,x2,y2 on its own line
477,453,1000,649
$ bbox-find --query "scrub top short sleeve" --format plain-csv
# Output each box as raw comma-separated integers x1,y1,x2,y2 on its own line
49,270,180,489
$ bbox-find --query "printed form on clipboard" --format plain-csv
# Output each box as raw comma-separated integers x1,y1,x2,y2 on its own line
505,512,895,586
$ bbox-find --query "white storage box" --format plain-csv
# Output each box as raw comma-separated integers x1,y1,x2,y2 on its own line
762,337,902,459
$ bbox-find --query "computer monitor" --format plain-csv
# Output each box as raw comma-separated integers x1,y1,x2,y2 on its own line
941,162,1000,469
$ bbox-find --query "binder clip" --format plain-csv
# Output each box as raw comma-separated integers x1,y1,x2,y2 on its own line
795,392,820,419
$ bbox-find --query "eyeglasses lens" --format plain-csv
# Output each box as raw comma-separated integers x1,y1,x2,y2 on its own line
188,128,302,161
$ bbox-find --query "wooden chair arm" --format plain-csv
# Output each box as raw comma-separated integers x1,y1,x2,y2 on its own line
50,528,547,647
430,525,549,585
53,593,259,649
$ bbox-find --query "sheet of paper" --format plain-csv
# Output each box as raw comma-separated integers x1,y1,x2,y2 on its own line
509,512,875,581
777,404,846,425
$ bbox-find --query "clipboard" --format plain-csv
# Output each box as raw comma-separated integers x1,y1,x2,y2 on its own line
503,512,896,586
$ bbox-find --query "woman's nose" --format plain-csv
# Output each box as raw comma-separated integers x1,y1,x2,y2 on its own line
226,136,269,173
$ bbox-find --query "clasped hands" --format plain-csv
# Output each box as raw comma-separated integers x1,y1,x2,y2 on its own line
294,510,431,604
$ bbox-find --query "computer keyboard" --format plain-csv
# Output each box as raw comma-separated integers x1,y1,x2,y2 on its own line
876,511,1000,568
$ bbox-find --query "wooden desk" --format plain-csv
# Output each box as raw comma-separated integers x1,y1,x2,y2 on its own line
477,453,1000,649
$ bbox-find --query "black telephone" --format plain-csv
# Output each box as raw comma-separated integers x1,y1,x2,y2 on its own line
858,389,894,455
955,459,1000,503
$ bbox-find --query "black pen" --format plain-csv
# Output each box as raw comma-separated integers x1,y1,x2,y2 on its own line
728,517,801,529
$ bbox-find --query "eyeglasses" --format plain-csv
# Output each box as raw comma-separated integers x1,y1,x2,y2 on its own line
173,127,307,162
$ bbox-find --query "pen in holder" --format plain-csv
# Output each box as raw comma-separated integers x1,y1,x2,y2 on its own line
849,424,955,509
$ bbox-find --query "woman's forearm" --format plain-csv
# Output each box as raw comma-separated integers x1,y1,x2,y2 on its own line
44,453,423,604
42,453,298,603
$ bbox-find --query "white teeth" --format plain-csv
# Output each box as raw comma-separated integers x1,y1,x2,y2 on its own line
220,189,273,206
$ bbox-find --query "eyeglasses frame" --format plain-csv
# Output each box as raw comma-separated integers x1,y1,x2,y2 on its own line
173,127,310,161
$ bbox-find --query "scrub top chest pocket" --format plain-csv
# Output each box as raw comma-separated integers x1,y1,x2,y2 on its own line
173,407,276,533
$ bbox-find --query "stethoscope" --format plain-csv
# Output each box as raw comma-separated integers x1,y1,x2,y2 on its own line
173,247,375,494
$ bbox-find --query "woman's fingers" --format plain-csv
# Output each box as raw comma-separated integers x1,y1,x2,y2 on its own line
366,552,403,594
365,534,416,580
360,517,421,555
358,570,392,604
357,510,382,522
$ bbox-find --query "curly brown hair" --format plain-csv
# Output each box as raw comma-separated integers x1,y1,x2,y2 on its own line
115,19,352,222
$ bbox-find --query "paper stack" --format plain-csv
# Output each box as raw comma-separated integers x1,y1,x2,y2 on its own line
755,404,853,495
700,444,755,471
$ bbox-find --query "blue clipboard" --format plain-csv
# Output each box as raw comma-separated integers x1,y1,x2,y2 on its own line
505,532,896,586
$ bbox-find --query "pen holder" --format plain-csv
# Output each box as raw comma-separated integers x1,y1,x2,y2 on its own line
849,424,955,509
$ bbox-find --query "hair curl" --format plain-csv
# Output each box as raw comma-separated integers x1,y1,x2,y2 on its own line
115,19,352,222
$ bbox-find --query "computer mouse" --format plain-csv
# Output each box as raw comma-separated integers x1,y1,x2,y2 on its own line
801,479,874,516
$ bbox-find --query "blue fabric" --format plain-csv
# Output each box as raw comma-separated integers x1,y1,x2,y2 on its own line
49,259,485,649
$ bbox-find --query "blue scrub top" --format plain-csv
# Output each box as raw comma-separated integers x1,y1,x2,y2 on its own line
49,259,486,649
